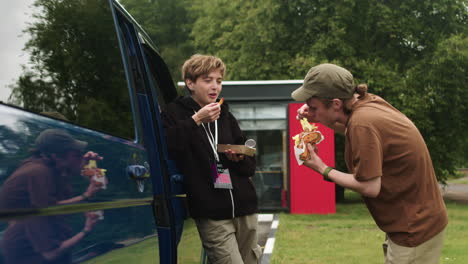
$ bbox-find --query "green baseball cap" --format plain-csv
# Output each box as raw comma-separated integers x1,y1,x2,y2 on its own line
35,129,87,154
291,63,355,101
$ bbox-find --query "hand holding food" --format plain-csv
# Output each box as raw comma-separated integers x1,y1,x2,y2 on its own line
83,151,103,161
297,103,319,123
82,160,108,189
224,148,245,162
83,211,103,233
292,118,324,161
193,103,221,124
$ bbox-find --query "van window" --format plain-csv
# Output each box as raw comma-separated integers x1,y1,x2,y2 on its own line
1,0,134,139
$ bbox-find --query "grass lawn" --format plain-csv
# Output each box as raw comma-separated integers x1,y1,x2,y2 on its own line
270,191,468,264
82,219,202,264
82,185,468,263
448,177,468,185
82,237,159,264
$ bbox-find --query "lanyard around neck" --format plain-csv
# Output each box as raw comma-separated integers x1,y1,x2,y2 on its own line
201,120,219,162
195,109,219,162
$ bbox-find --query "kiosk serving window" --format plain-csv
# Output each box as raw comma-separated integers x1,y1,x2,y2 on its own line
231,103,287,210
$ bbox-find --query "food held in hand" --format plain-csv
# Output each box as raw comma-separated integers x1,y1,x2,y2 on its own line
81,165,96,177
292,118,324,161
86,210,104,220
82,160,107,189
218,97,224,105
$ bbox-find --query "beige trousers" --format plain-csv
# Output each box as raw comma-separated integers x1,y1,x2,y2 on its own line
195,214,262,264
384,228,445,264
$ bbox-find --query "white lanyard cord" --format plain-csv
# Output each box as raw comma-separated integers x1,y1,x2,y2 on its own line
193,110,219,161
198,114,219,162
202,121,219,162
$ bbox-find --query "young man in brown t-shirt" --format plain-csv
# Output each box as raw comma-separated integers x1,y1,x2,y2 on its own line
291,63,448,264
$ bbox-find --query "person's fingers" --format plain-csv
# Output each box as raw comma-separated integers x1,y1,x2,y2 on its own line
306,143,317,157
224,149,243,162
226,152,236,161
199,104,221,123
83,151,103,160
205,103,221,113
296,108,304,120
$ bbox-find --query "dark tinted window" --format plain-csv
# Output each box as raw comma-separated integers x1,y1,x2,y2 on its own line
1,0,134,139
141,42,179,107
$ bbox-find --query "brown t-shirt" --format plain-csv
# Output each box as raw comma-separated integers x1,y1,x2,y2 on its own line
0,157,73,262
345,94,447,247
0,157,70,210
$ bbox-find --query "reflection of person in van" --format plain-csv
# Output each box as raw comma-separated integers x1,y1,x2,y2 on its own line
162,55,262,263
0,129,103,264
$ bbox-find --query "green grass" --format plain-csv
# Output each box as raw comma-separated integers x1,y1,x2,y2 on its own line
81,187,468,264
177,219,203,263
270,191,468,264
441,202,468,263
82,219,202,264
270,191,381,264
448,177,468,185
82,236,159,264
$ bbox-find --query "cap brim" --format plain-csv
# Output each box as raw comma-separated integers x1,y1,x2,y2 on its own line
291,86,313,101
72,140,88,152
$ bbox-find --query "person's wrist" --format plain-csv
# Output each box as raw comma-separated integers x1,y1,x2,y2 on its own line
315,164,327,176
321,166,334,182
81,193,89,201
192,113,201,125
81,228,91,236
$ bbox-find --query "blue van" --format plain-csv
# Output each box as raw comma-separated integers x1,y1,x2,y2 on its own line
0,0,196,263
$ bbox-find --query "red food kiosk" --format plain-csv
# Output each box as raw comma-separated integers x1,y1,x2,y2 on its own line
288,103,336,214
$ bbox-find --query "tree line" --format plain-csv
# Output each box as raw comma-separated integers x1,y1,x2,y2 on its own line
9,0,467,182
120,0,467,182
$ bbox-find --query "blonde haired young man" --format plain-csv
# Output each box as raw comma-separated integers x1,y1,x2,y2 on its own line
162,54,261,263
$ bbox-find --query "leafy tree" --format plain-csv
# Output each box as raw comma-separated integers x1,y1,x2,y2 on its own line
188,0,467,181
8,0,467,182
120,0,195,83
9,0,133,139
404,34,468,180
189,0,465,77
190,0,301,80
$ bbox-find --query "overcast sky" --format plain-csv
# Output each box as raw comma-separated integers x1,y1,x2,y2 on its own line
0,1,35,103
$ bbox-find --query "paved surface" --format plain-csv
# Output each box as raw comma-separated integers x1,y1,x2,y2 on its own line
257,214,278,264
441,177,468,204
257,214,273,248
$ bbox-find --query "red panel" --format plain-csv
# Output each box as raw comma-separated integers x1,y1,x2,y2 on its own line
288,103,336,214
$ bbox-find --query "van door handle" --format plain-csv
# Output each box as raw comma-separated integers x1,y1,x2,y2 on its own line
127,165,149,179
127,165,150,192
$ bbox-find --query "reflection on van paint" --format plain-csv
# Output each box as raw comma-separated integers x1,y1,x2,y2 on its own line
0,104,158,263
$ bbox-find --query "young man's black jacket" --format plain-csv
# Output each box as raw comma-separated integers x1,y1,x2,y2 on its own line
161,96,258,220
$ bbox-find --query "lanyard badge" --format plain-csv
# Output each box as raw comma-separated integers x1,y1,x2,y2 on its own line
201,120,233,189
211,162,233,189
